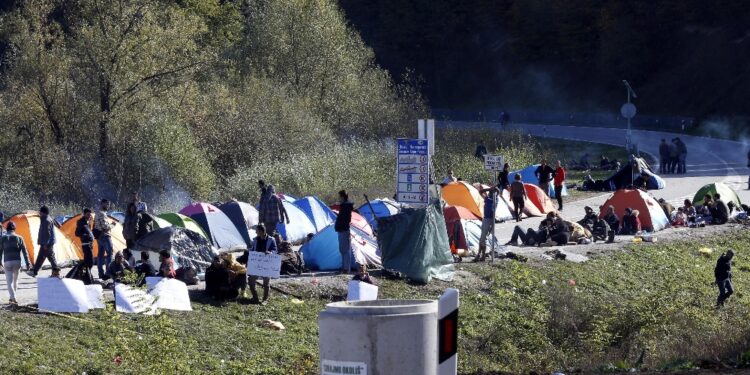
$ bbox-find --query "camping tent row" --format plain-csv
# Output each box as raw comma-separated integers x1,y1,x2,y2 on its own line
441,181,556,221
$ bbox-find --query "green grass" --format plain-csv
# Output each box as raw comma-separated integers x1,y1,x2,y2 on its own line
3,229,750,374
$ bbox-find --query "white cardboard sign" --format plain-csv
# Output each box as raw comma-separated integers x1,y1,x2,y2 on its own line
246,252,282,279
148,278,192,311
347,280,378,302
114,283,157,315
85,284,105,309
38,278,90,313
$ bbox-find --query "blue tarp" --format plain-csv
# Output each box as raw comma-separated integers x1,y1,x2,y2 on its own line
293,196,337,233
512,164,568,198
357,199,400,231
302,225,381,271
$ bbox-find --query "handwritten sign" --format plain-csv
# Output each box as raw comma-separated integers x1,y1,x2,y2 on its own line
38,278,90,313
347,280,378,301
321,360,368,375
148,278,192,311
85,284,105,309
115,283,157,315
246,252,282,279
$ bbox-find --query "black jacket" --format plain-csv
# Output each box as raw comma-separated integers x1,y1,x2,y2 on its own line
75,217,95,244
715,253,733,281
535,165,555,184
335,201,354,232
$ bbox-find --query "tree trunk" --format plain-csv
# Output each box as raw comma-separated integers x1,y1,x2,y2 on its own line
99,79,111,158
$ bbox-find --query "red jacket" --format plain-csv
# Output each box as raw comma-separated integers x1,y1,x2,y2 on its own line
553,167,566,186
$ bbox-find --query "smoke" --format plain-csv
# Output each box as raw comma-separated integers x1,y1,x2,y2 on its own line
698,117,750,145
80,157,118,208
140,157,193,214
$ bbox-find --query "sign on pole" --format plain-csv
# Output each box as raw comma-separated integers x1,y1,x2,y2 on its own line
483,154,504,171
396,138,430,207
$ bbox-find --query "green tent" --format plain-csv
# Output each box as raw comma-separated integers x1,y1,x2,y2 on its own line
377,203,454,283
692,182,742,208
157,213,209,239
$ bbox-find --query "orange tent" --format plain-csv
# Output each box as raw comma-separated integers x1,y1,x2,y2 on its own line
599,189,670,231
60,214,127,257
442,181,484,218
3,212,80,265
524,183,556,214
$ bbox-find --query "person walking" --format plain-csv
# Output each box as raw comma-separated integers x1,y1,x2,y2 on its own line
94,199,114,280
247,224,277,305
1,222,31,304
715,249,735,307
510,173,527,222
123,203,141,249
499,163,510,191
75,208,95,272
259,185,289,237
28,206,59,277
335,190,353,273
676,137,687,174
553,160,565,210
659,139,670,174
534,160,554,197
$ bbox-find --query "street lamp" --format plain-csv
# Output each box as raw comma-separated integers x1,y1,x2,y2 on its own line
621,80,637,152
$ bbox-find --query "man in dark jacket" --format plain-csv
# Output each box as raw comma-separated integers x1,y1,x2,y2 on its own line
676,137,687,174
247,224,278,305
28,206,58,277
715,249,735,307
577,206,598,232
335,190,354,274
534,160,555,197
659,139,670,174
712,194,730,224
75,208,95,271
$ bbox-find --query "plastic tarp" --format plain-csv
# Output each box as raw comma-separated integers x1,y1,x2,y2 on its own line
157,213,208,239
358,199,401,232
302,225,381,271
692,182,742,208
512,164,569,198
605,157,665,191
4,212,81,266
293,196,337,232
277,201,317,244
60,214,127,257
133,227,215,273
377,204,454,283
218,201,259,246
179,203,246,251
598,189,669,231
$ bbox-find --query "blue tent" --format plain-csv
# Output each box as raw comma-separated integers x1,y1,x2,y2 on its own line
277,201,317,244
302,225,381,271
512,164,568,198
218,201,259,247
357,199,400,231
293,196,336,232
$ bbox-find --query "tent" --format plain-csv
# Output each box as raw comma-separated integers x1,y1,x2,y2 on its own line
277,201,317,244
293,196,337,232
146,214,174,230
377,204,454,283
524,183,557,214
358,199,400,232
441,181,484,218
133,227,215,273
4,212,80,266
604,157,665,191
692,182,742,208
512,164,569,198
179,203,246,251
157,213,208,239
443,205,479,251
332,209,374,237
60,214,127,257
501,189,542,218
302,225,381,271
598,189,669,231
218,201,259,246
472,184,514,222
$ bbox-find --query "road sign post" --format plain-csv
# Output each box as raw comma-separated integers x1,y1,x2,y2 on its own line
396,139,430,207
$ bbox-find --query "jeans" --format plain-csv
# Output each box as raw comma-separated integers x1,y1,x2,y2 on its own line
248,275,270,301
81,243,94,269
717,278,734,306
512,197,525,221
338,230,351,272
479,218,494,246
32,245,58,275
4,260,21,300
678,153,687,174
554,185,563,210
659,157,668,174
509,226,537,245
97,236,114,278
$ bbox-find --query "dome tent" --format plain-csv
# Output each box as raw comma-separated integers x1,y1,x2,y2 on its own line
692,182,741,208
179,203,246,251
441,181,484,218
302,225,381,271
218,200,259,246
599,189,669,232
4,212,81,266
512,164,569,198
357,199,400,232
276,201,317,244
157,213,207,239
60,214,127,257
524,183,556,214
293,196,337,232
133,227,215,273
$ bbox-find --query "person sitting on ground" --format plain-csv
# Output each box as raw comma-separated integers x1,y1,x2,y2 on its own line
657,198,675,220
697,195,713,223
441,170,458,185
549,214,572,245
591,216,612,243
122,248,137,268
602,205,620,235
712,193,730,225
577,206,598,232
672,207,688,227
352,264,374,285
135,251,157,284
505,212,556,246
106,252,134,283
621,208,642,235
633,171,650,191
274,232,303,275
205,256,230,300
220,253,247,297
683,199,697,223
158,250,176,278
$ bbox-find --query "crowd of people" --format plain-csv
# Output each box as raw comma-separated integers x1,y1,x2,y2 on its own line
658,137,688,174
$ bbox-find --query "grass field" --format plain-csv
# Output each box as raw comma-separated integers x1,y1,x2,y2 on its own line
2,227,750,374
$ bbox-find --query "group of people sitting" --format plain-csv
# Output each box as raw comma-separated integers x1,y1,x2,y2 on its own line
663,194,741,228
68,248,177,287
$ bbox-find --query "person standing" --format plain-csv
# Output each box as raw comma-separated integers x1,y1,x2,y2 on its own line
247,224,277,305
715,249,735,307
123,203,141,249
94,199,114,280
259,185,289,237
1,222,31,304
474,142,487,160
75,208,95,272
659,139,670,174
335,190,353,273
27,206,59,277
510,173,527,222
534,160,554,197
131,192,148,213
476,185,501,262
676,137,687,174
553,160,566,211
668,139,679,174
441,170,458,185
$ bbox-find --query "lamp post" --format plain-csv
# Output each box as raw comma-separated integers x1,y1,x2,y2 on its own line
621,80,637,152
